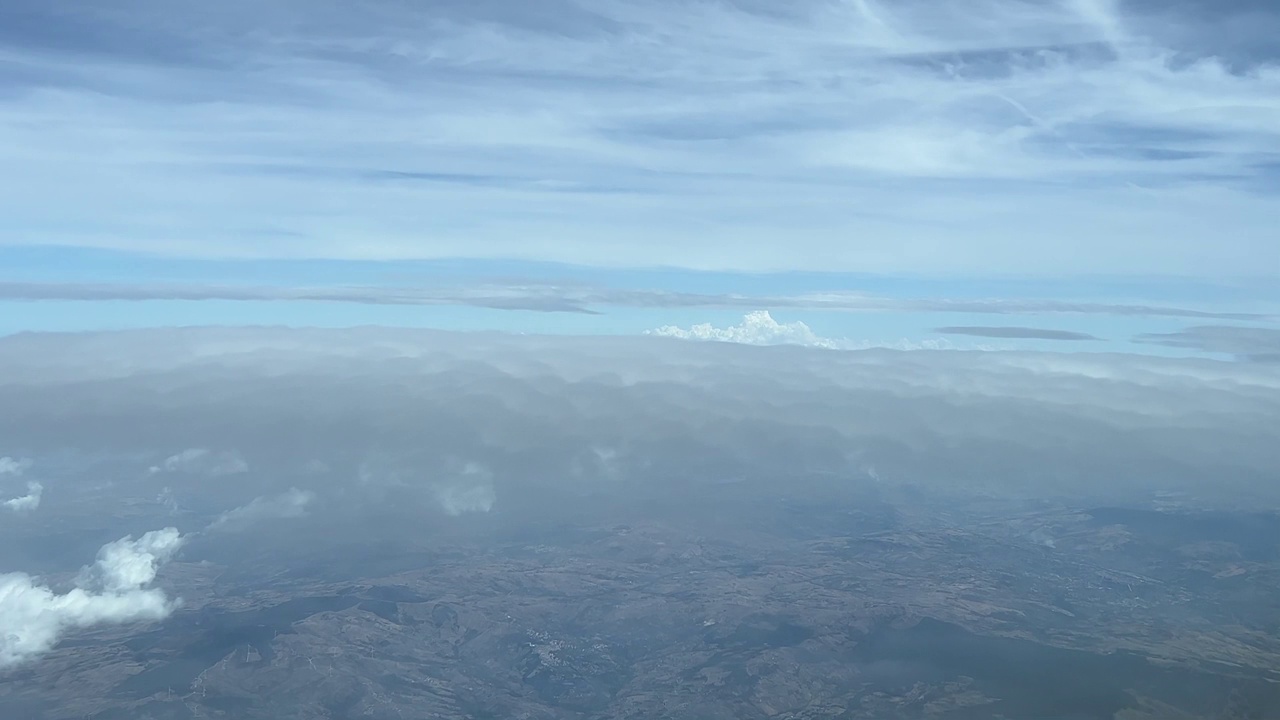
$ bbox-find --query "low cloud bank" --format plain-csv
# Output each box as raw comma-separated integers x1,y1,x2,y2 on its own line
0,327,1277,510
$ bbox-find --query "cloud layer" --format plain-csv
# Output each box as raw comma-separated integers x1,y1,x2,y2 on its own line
0,0,1277,275
1,280,1265,321
0,528,184,668
3,326,1275,514
1135,325,1280,362
936,326,1101,341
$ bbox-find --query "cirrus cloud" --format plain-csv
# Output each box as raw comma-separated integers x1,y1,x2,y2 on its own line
0,0,1276,277
936,326,1102,341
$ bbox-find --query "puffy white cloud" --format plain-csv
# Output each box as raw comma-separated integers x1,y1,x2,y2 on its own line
0,458,31,476
434,464,496,516
435,485,496,516
649,310,844,349
3,482,43,514
648,311,971,351
88,528,186,594
0,528,185,668
149,448,248,477
208,488,316,531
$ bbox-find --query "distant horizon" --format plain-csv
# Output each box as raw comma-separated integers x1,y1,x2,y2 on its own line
2,0,1277,350
3,2,1279,717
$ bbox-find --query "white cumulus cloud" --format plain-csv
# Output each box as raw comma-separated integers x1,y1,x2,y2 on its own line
649,310,844,349
3,482,43,514
648,311,971,351
208,488,316,531
434,463,496,516
0,528,185,668
149,448,248,477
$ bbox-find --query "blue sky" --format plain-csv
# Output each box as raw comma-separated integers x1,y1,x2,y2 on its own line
1,0,1277,354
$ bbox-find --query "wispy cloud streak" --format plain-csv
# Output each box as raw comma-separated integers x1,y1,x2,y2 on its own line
1135,325,1280,362
936,326,1101,340
0,0,1276,275
0,281,1265,321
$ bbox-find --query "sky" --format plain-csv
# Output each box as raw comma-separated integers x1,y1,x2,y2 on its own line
0,1,1278,680
1,0,1277,353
